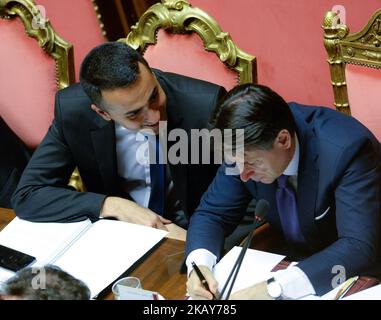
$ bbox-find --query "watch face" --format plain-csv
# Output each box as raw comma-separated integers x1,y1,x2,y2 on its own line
267,281,282,299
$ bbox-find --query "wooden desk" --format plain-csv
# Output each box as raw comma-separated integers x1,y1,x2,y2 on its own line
0,208,187,300
0,208,15,232
2,208,378,299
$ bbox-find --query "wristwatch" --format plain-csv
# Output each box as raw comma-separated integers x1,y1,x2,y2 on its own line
266,277,283,300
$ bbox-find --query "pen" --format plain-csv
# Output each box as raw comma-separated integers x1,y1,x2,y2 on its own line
191,261,217,300
334,276,359,300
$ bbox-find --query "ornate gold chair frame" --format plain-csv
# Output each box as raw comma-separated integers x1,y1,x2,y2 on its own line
120,0,256,84
323,9,381,115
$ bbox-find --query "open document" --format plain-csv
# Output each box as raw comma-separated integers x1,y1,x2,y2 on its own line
0,217,167,298
213,246,285,299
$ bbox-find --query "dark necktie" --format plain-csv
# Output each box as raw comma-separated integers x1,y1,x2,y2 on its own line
148,135,165,216
275,174,305,244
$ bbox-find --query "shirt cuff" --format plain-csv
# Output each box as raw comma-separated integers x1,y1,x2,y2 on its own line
186,249,217,277
273,266,316,299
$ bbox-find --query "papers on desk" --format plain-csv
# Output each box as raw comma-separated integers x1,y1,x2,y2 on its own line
213,246,285,298
212,246,381,300
0,217,167,298
343,284,381,300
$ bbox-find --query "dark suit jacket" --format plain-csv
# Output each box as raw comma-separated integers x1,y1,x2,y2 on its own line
11,70,225,222
0,117,30,208
185,103,381,295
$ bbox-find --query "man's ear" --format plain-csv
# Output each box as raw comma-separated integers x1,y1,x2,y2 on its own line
91,104,112,121
276,129,292,150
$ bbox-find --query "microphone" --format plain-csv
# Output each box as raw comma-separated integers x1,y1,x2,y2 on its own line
218,199,270,300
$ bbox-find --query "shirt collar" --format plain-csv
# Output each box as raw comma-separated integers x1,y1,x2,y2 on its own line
115,123,151,140
283,134,299,176
115,123,135,135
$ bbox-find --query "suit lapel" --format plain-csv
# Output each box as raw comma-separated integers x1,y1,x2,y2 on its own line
294,117,321,250
90,116,118,193
166,109,189,216
163,78,189,215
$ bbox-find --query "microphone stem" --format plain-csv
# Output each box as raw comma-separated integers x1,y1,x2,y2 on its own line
217,199,269,300
218,222,257,300
224,227,255,299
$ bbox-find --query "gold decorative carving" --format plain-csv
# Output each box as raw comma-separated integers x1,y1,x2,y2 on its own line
361,50,381,61
121,0,256,84
91,0,107,39
323,9,381,115
322,11,350,114
358,17,381,47
68,167,85,192
163,0,188,10
0,0,75,88
0,0,84,191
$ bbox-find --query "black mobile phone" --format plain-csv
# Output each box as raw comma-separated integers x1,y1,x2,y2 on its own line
0,244,36,272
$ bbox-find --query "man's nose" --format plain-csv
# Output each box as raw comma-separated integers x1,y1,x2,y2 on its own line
146,108,160,124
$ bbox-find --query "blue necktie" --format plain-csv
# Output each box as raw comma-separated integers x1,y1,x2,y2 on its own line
148,135,165,216
275,174,305,244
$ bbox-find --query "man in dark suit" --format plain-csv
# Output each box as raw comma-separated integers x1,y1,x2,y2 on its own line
11,42,224,230
0,117,30,208
186,84,381,299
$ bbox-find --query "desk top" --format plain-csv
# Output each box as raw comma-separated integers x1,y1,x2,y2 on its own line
0,208,187,300
3,208,378,300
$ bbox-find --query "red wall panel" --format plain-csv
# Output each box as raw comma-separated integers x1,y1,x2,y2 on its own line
190,0,380,108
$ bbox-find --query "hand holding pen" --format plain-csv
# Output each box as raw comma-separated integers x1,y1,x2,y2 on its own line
191,262,218,300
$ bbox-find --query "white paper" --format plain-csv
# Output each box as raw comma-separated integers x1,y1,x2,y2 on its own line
343,284,381,300
213,246,285,298
0,217,90,282
54,219,167,298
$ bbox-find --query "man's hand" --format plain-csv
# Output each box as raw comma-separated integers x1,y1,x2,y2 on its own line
229,281,272,300
186,265,218,300
100,197,171,230
165,223,187,241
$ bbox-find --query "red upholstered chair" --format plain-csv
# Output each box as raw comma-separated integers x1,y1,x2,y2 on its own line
34,0,106,80
0,0,82,190
323,9,381,141
122,0,256,89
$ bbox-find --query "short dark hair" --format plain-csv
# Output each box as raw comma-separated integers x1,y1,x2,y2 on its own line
80,42,150,109
2,265,90,300
212,83,296,150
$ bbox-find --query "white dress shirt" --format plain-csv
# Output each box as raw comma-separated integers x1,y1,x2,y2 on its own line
186,135,316,299
115,124,152,208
